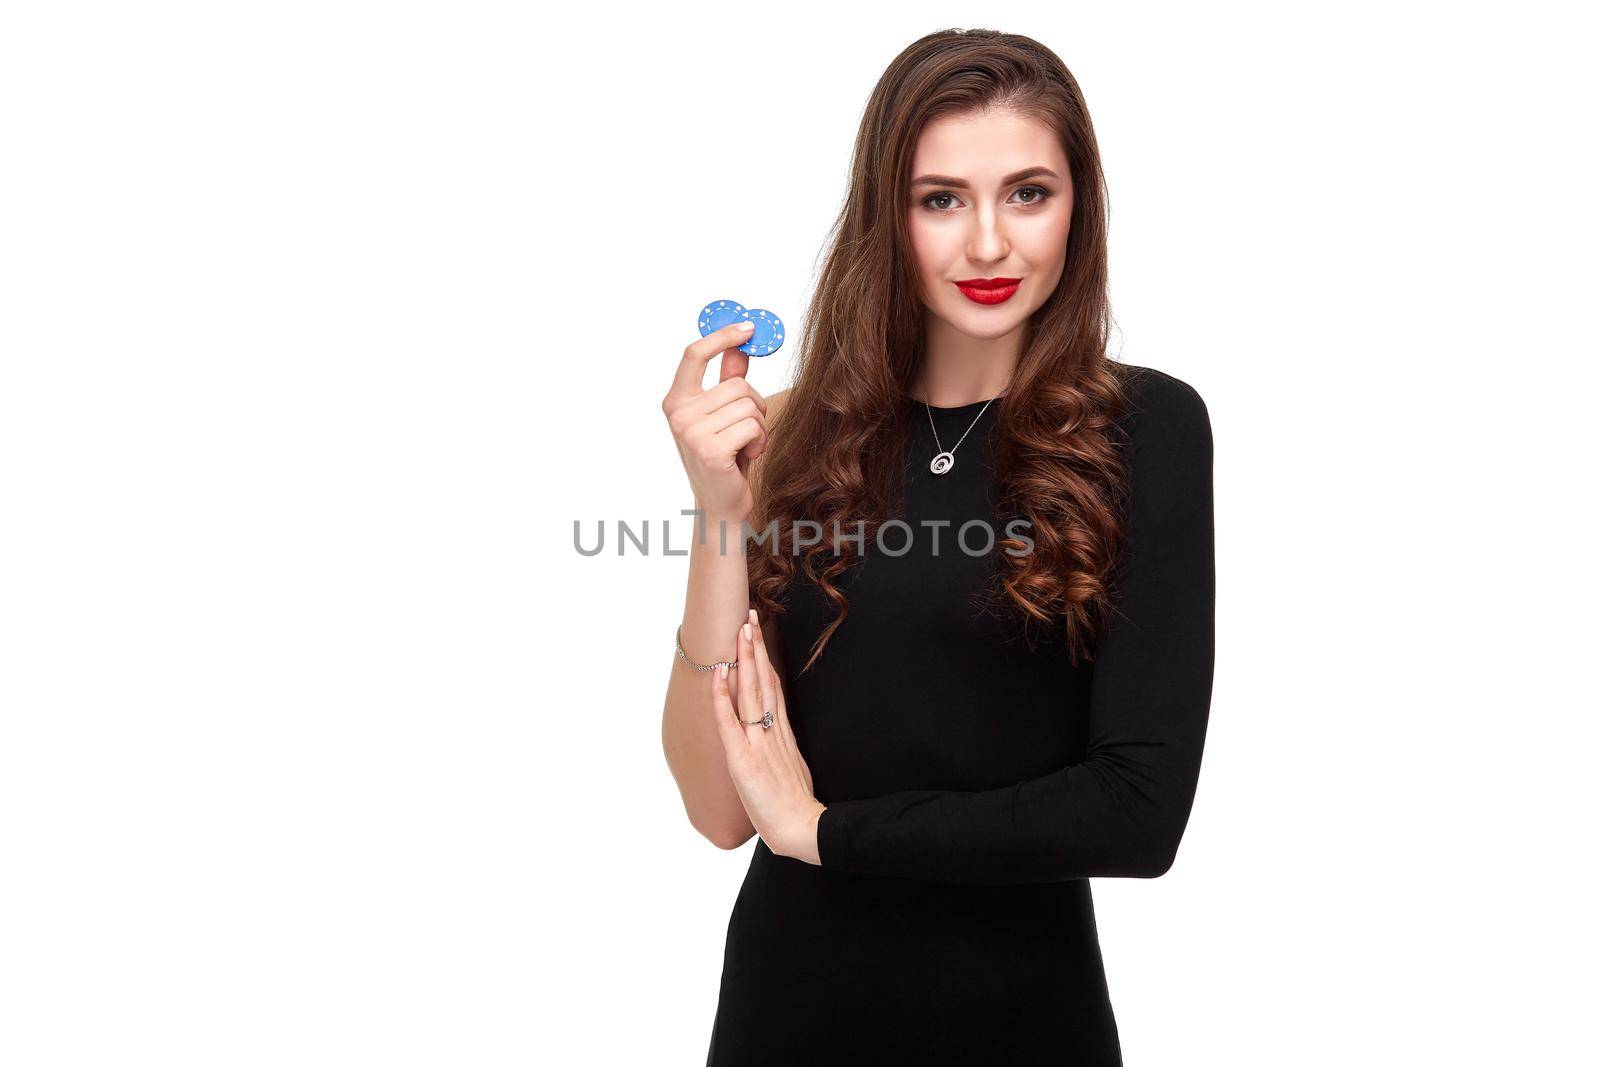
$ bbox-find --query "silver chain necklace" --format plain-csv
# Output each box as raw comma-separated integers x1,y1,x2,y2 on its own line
924,395,999,475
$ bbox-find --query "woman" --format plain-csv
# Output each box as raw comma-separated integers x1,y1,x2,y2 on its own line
660,28,1214,1065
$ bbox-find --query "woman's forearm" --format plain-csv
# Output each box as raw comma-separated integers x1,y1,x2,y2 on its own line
661,505,757,849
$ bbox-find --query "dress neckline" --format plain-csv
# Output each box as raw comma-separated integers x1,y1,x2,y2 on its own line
903,393,1006,416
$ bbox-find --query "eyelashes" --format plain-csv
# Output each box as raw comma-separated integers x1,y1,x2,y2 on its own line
919,185,1054,214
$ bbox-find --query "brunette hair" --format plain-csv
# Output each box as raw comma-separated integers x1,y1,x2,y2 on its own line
748,27,1134,673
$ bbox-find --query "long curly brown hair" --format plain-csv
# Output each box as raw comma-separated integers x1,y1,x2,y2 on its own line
748,28,1134,674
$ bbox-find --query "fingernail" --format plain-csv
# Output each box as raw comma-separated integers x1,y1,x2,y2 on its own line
719,663,728,678
742,622,751,641
749,608,758,624
736,321,754,331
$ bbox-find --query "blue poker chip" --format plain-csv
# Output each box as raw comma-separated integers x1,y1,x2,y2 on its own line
696,297,786,357
740,308,784,357
698,299,747,337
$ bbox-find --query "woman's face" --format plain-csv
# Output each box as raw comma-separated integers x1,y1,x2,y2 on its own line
905,108,1074,341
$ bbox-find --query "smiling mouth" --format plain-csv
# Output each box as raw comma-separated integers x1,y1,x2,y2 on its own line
954,277,1022,305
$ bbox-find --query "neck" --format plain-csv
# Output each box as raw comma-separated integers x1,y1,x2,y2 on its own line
909,311,1022,407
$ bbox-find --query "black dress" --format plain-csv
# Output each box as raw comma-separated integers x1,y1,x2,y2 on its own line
706,365,1215,1065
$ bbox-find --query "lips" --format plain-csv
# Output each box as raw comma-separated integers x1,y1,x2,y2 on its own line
954,277,1022,305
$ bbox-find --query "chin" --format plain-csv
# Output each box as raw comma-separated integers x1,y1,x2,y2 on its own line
944,302,1030,339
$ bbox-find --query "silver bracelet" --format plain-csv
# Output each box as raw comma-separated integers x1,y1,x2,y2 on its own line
675,624,738,672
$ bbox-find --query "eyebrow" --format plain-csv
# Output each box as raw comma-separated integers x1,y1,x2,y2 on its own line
910,166,1060,189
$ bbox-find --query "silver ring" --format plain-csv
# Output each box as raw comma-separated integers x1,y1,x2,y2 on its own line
741,708,775,730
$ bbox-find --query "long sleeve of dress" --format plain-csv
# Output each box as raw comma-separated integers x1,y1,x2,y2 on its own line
814,373,1215,885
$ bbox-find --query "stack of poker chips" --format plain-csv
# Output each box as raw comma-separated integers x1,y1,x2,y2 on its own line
697,299,785,357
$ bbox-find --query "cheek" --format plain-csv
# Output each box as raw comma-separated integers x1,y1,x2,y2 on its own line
908,217,941,267
1018,209,1072,267
907,216,958,296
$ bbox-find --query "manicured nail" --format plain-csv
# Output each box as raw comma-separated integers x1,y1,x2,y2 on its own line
742,622,751,641
736,321,754,331
719,663,728,678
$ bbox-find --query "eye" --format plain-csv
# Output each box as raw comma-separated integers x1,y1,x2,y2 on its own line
921,191,961,213
1012,185,1052,206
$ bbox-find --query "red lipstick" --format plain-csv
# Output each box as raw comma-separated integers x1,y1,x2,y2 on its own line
954,277,1022,305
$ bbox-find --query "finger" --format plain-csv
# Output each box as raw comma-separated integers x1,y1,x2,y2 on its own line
674,377,768,422
748,608,776,729
736,618,759,726
749,610,792,743
668,321,757,401
709,413,767,478
735,424,768,476
717,418,767,468
664,382,767,453
709,663,748,758
719,345,750,385
740,425,769,464
715,375,768,415
702,395,766,437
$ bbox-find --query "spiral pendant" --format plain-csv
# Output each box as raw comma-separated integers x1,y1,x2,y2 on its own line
930,451,955,475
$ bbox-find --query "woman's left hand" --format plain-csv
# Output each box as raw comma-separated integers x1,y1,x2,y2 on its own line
710,609,825,865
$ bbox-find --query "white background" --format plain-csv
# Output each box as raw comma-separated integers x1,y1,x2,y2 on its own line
3,2,1596,1063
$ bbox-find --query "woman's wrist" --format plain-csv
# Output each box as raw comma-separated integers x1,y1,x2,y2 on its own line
776,799,826,866
692,504,751,549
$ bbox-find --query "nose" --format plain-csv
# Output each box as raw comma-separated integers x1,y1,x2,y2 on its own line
965,201,1011,265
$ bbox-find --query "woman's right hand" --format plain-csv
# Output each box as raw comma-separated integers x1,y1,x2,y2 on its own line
661,320,770,524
